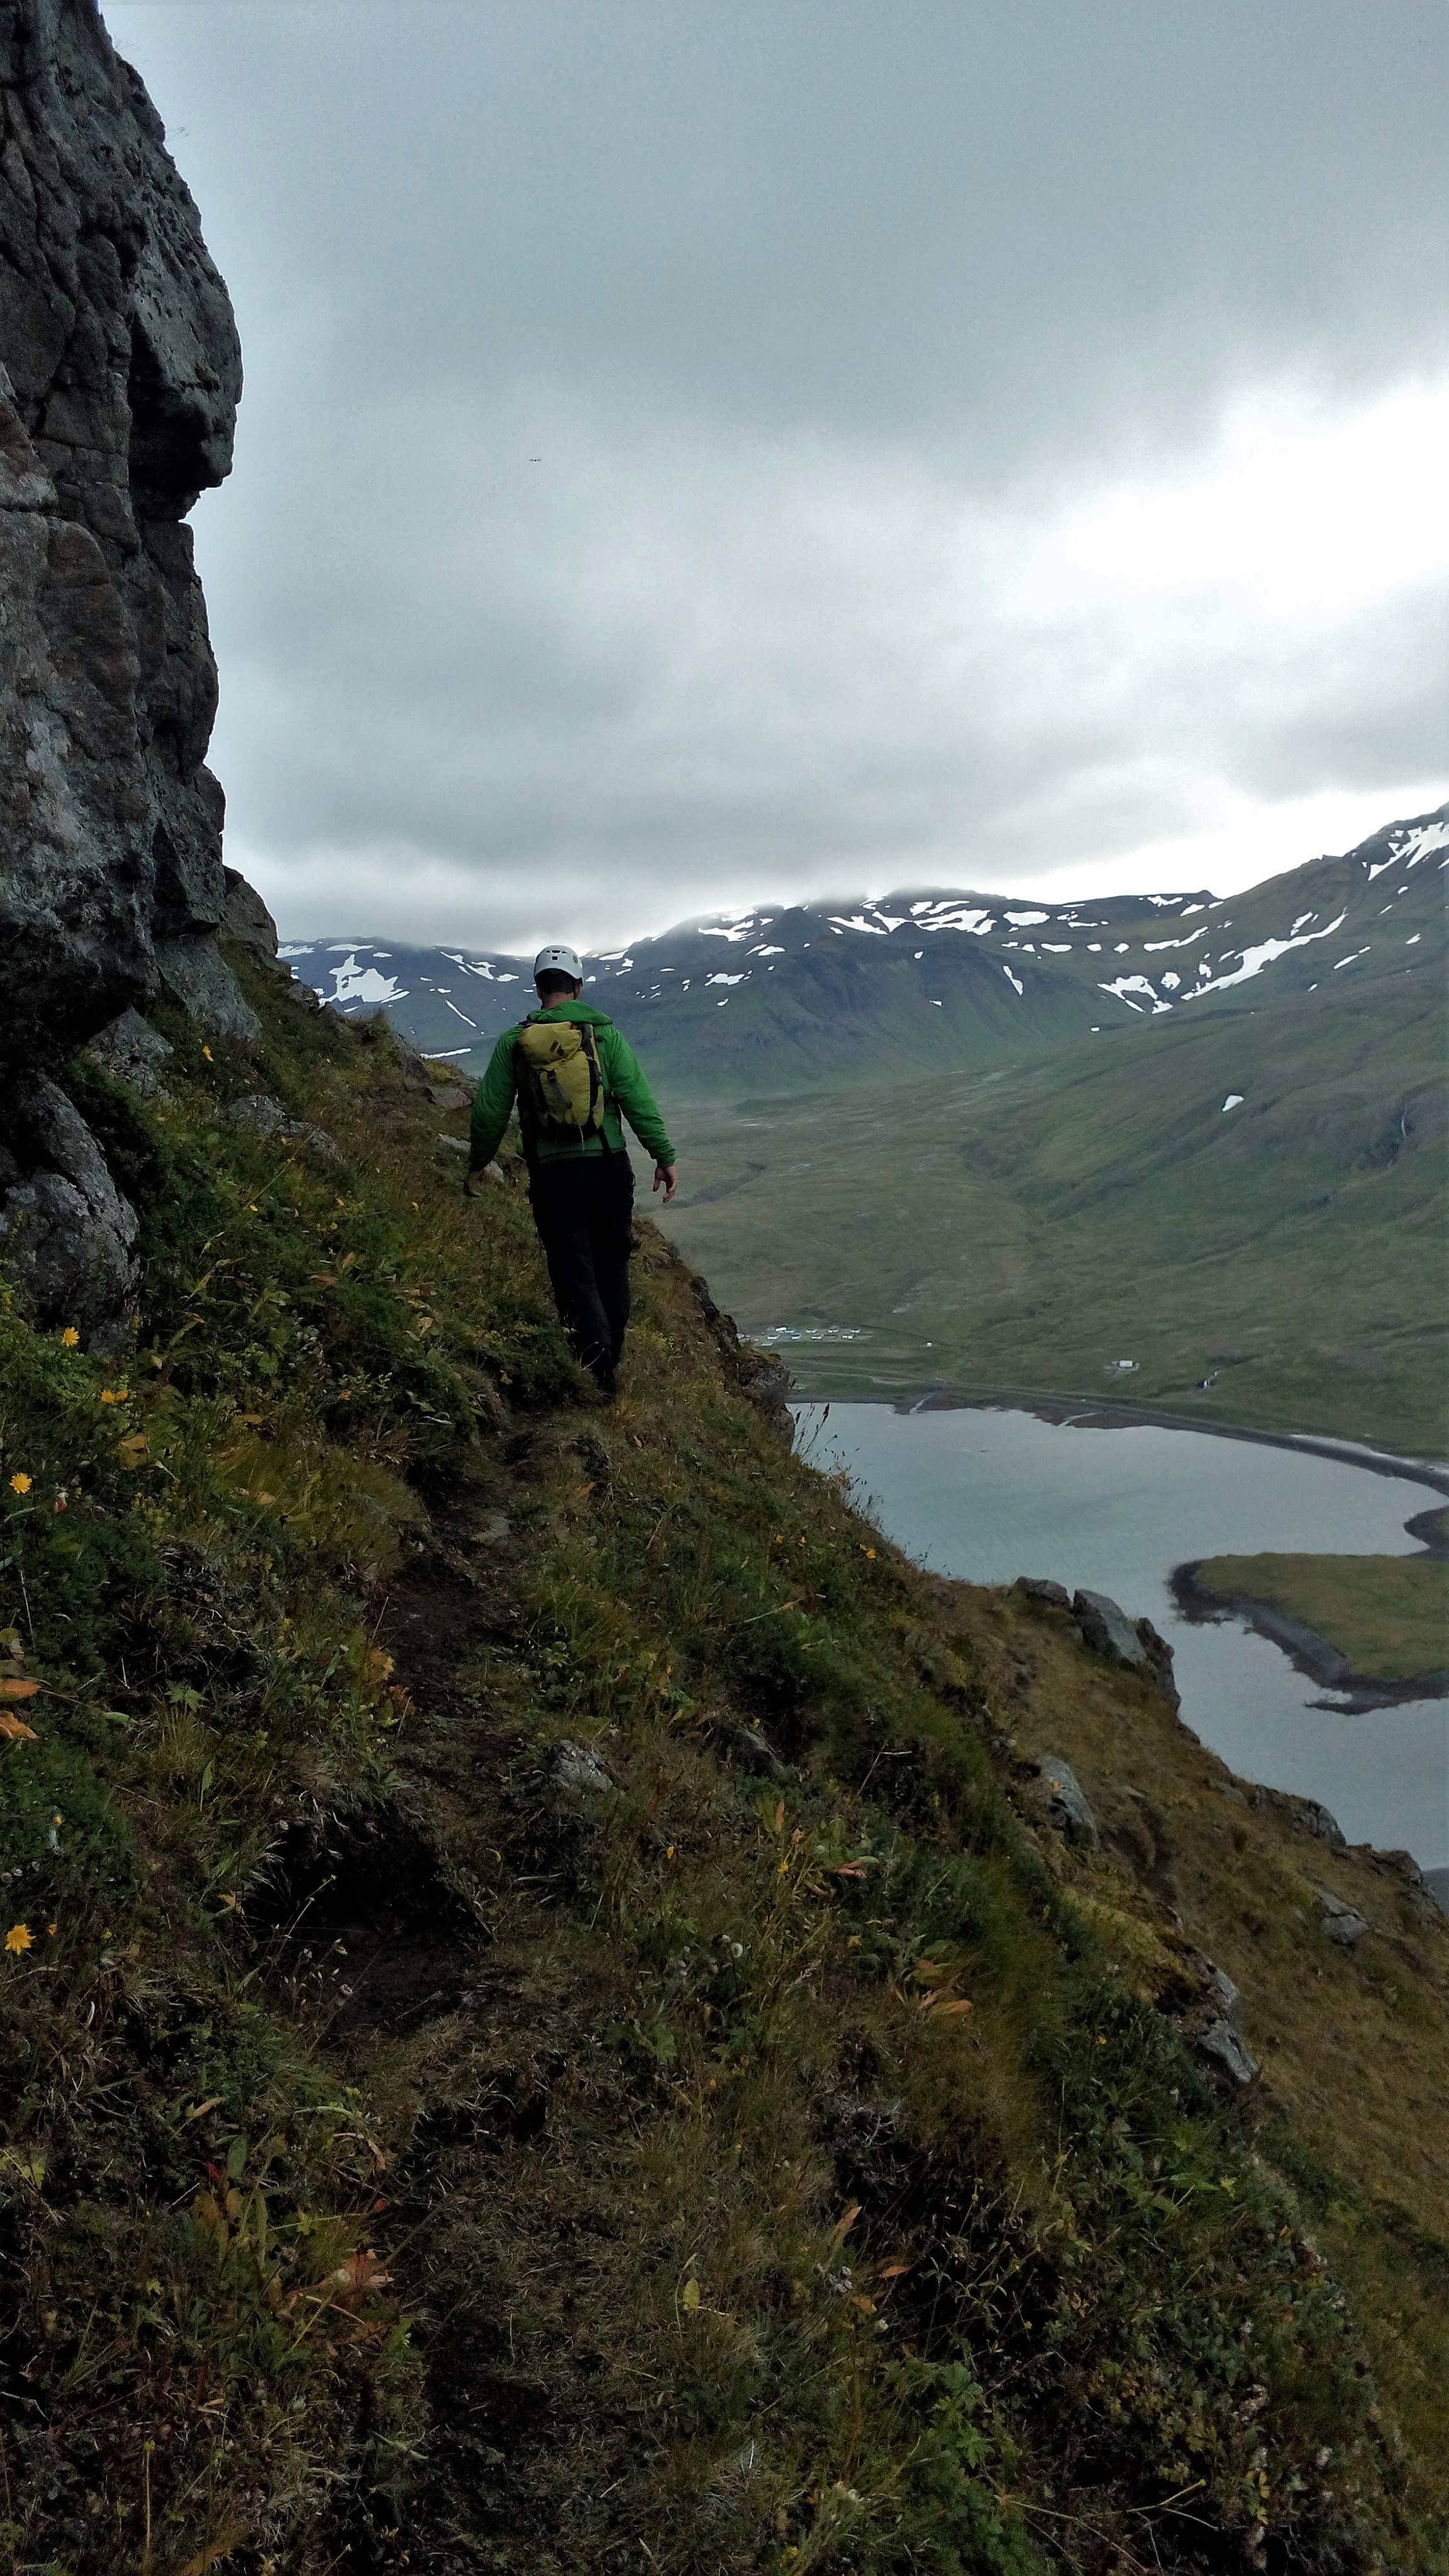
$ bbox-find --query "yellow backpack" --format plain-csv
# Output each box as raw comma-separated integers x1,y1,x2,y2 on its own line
514,1016,606,1138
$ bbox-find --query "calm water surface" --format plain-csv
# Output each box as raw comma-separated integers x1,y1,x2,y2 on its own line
794,1402,1449,1870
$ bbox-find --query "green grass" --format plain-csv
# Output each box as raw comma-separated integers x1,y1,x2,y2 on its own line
2,952,1448,2570
660,973,1448,1455
1194,1552,1449,1679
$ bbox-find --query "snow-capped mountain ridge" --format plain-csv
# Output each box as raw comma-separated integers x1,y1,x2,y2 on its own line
279,803,1446,1082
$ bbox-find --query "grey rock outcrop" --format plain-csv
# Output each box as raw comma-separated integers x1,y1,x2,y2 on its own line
224,1094,341,1162
86,1004,173,1095
1250,1785,1346,1848
0,1072,138,1348
1191,1960,1260,2086
1028,1753,1100,1849
1313,1886,1370,1950
221,863,279,964
1,0,247,1342
1074,1588,1153,1672
1196,2015,1259,2087
1134,1615,1180,1708
1013,1576,1071,1607
1072,1589,1180,1704
156,928,260,1042
0,0,243,1065
552,1740,614,1796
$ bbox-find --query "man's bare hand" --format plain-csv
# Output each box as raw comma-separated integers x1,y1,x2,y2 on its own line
464,1162,504,1197
653,1162,678,1206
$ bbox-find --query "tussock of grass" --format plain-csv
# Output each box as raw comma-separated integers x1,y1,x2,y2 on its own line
1,951,1446,2572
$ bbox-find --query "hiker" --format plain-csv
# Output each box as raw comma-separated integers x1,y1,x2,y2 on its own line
464,944,678,1397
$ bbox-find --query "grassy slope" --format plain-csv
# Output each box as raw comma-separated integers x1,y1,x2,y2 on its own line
661,974,1448,1455
1192,1555,1449,1681
2,956,1448,2573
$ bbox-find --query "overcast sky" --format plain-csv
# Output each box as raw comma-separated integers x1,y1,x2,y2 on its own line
105,0,1449,952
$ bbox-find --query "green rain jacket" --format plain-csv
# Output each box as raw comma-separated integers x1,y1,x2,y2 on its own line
469,999,675,1172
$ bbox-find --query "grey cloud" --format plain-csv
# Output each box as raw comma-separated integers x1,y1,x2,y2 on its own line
106,0,1449,945
116,0,1449,450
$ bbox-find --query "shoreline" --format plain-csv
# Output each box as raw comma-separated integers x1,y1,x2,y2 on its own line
789,1387,1449,1716
786,1384,1449,1498
1169,1560,1449,1714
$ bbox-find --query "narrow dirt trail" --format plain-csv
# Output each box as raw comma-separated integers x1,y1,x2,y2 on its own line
280,1407,685,2572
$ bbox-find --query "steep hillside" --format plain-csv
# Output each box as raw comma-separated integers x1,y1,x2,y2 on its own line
283,802,1447,1088
663,972,1448,1453
3,20,1447,2570
3,949,1449,2573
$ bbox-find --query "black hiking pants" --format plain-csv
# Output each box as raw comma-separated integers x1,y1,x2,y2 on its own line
529,1152,635,1390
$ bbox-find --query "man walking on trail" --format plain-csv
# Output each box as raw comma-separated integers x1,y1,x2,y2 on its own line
465,944,678,1397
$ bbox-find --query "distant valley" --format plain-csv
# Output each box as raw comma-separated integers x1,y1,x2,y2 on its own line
666,972,1446,1456
286,804,1448,1452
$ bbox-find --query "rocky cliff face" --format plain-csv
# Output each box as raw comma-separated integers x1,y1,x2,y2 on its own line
1,0,249,1341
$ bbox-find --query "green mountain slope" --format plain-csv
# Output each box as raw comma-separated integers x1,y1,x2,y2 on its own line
5,954,1449,2568
663,972,1449,1453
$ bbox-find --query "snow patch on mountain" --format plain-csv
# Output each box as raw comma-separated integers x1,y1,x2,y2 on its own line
328,955,408,1008
1189,912,1347,997
1367,819,1449,879
1099,974,1172,1014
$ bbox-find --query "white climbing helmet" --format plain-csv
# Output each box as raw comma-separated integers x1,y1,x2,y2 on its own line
533,943,584,982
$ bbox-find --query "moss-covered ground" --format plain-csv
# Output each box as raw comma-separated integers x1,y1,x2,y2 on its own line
2,952,1448,2574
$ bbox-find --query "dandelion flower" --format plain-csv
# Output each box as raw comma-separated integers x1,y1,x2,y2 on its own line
201,1044,213,1062
99,1388,129,1406
8,1473,31,1496
60,1326,79,1348
5,1923,33,1955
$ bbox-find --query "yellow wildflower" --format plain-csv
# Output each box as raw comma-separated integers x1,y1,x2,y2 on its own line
60,1326,79,1348
5,1923,33,1955
8,1473,31,1496
201,1044,213,1062
99,1388,129,1406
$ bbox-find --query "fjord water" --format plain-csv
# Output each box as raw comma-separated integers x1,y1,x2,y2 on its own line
795,1402,1449,1870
